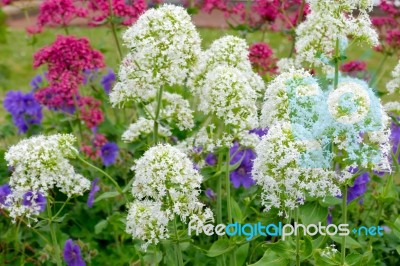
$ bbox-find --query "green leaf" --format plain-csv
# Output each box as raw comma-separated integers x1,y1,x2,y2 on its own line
330,235,362,249
301,236,313,260
95,220,108,234
380,175,398,202
248,249,289,266
345,253,362,265
265,240,296,260
385,215,400,239
235,243,249,266
94,191,120,203
299,202,328,225
231,197,243,223
396,246,400,255
207,238,235,257
320,196,342,207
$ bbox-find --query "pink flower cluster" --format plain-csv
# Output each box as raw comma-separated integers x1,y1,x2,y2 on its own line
372,0,400,54
249,42,277,76
81,133,107,160
340,60,367,73
33,35,105,128
200,0,308,32
27,0,87,34
85,0,147,26
28,0,146,32
1,0,12,6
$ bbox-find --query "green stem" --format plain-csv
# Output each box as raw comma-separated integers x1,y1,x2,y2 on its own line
340,186,348,265
225,128,236,266
217,151,224,225
153,86,164,144
47,201,62,266
226,146,232,224
369,53,389,88
173,215,184,266
108,0,123,61
76,156,123,195
53,198,70,219
296,208,300,266
334,38,340,90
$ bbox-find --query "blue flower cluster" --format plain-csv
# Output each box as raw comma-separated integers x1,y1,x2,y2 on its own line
3,90,43,133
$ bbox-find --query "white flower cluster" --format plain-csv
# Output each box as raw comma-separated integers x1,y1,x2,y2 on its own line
144,92,194,131
260,68,322,128
5,134,90,197
110,4,201,107
126,144,213,250
387,61,400,95
252,122,343,211
187,35,264,150
327,78,392,172
295,0,378,69
122,117,172,143
188,35,264,97
199,66,258,130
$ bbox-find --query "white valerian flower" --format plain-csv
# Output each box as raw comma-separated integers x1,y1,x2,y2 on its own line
384,101,400,115
144,92,195,131
199,65,258,130
5,134,90,197
326,77,392,172
386,61,400,95
126,200,170,250
122,117,172,143
126,144,213,248
251,122,342,212
260,68,323,128
188,35,265,97
295,0,378,70
110,4,201,106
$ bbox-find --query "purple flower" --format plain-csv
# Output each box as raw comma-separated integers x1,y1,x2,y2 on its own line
327,206,334,225
249,128,269,137
30,74,44,91
347,172,370,204
0,184,12,206
3,91,43,133
205,188,216,200
390,117,400,163
100,142,119,166
22,191,46,212
100,69,116,94
87,178,100,208
230,142,256,188
205,153,217,166
63,239,86,266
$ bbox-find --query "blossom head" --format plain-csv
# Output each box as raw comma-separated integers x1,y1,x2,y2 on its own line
5,134,90,197
111,4,201,106
230,142,256,188
87,178,100,208
347,172,370,204
252,122,342,211
100,142,119,166
3,91,43,134
63,239,86,266
0,184,12,206
127,144,213,248
249,42,277,75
